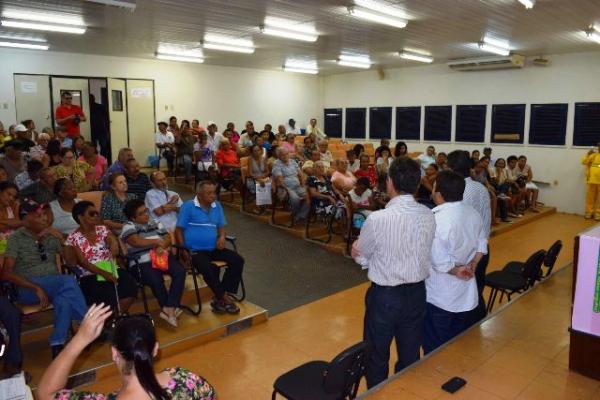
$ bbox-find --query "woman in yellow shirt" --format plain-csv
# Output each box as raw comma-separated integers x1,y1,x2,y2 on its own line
53,148,95,192
582,144,600,219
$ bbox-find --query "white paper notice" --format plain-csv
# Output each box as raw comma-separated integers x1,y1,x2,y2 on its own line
130,87,152,98
0,372,33,400
20,82,37,94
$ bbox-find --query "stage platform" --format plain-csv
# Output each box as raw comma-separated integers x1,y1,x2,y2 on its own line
22,275,268,389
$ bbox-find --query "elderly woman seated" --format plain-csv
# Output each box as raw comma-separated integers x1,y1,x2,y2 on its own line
121,198,186,327
307,161,346,220
53,148,95,192
331,159,357,194
271,147,309,223
353,154,377,188
66,200,138,313
101,172,137,234
281,133,299,160
317,140,333,169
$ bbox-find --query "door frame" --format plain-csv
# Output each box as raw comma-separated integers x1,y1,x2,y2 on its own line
13,73,156,149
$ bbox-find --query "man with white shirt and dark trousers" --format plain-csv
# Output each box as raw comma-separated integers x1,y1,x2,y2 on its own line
352,157,436,389
447,150,491,325
424,170,487,353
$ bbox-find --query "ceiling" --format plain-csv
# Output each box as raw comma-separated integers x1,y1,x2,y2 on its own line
0,0,599,75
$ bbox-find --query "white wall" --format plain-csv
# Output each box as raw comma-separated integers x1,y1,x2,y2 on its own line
0,48,319,149
321,51,600,214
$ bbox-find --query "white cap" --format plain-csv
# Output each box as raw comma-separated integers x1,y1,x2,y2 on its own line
207,121,216,127
15,124,27,132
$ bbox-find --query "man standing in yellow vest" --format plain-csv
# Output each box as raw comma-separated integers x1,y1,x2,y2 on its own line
582,144,600,219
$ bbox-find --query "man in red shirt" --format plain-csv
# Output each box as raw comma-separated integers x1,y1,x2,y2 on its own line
55,91,86,138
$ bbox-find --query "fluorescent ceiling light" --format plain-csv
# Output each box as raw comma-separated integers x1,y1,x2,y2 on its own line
283,66,318,74
263,17,317,34
0,32,46,42
203,34,254,54
399,50,433,63
156,54,204,63
587,30,600,43
85,0,137,10
1,20,86,34
517,0,535,9
203,42,254,54
354,0,408,19
261,27,318,42
2,10,85,26
348,6,407,28
483,36,510,49
477,42,510,56
337,60,371,69
0,41,49,50
157,44,203,58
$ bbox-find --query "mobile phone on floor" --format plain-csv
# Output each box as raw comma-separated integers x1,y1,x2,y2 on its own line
441,376,467,393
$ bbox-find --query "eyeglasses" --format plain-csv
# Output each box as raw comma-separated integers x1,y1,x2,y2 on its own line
37,241,47,262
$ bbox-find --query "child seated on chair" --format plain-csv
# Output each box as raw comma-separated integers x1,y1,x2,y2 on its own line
193,133,218,182
349,177,374,228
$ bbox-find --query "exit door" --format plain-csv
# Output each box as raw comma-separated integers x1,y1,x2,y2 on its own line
107,78,129,160
14,74,52,132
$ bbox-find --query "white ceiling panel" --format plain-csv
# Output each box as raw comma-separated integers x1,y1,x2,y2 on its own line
0,0,598,74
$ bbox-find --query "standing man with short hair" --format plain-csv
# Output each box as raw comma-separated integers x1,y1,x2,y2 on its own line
424,170,486,353
352,157,436,388
447,150,492,325
155,121,175,175
55,91,86,138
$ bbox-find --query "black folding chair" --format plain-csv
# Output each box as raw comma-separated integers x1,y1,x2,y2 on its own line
502,240,562,280
272,341,368,400
305,196,348,244
173,235,246,315
485,249,546,313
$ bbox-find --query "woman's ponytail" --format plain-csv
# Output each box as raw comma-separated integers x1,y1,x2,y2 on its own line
132,340,168,400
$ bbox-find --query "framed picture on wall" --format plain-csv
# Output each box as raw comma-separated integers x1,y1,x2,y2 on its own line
60,89,82,107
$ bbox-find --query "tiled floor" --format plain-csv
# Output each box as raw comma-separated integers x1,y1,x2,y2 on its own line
79,213,597,399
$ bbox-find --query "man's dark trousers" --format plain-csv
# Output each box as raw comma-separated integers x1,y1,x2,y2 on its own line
469,246,490,326
363,281,426,389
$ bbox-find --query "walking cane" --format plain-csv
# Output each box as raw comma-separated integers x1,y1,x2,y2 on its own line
109,258,122,315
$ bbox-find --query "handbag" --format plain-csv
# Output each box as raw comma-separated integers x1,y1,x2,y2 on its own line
150,248,169,272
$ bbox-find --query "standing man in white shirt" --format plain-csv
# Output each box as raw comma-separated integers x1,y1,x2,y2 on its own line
306,118,326,141
424,170,487,353
155,121,175,176
145,171,182,231
447,150,492,325
286,118,301,135
352,157,436,388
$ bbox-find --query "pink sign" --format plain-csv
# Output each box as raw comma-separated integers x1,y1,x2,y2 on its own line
573,225,600,336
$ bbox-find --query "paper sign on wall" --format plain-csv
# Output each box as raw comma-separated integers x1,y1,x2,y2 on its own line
20,81,37,93
130,87,152,98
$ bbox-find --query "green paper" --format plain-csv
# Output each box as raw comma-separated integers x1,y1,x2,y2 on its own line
95,260,119,282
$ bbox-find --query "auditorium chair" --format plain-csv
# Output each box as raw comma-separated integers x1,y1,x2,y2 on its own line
484,249,546,313
77,191,103,212
169,236,246,315
272,341,367,400
239,157,258,214
271,180,295,228
304,191,348,244
501,240,562,280
345,206,370,256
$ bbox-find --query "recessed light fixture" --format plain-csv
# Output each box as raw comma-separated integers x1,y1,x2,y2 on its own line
156,54,204,63
517,0,535,9
0,32,46,42
284,60,318,74
477,36,511,56
2,10,85,26
156,44,204,63
586,26,600,43
0,40,49,50
337,54,371,69
261,17,318,42
85,0,137,10
398,50,433,63
348,0,407,28
203,34,255,54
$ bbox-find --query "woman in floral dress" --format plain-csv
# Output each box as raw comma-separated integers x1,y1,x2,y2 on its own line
37,303,216,400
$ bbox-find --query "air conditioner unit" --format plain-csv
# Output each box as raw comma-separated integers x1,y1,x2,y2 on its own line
447,54,525,71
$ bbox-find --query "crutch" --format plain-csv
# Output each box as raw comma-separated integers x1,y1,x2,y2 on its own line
109,258,122,315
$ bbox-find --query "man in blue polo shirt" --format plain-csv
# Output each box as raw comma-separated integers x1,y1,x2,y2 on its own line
175,180,244,314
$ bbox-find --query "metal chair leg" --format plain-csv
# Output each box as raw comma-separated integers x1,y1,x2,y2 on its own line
271,390,277,400
486,288,497,313
180,262,202,316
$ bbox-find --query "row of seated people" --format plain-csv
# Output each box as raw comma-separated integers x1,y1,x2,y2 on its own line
0,174,243,385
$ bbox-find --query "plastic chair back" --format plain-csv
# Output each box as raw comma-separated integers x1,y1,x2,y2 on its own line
543,240,562,277
78,191,103,212
323,341,368,398
521,249,546,288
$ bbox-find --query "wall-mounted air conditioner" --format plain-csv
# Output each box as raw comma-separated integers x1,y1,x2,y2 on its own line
447,54,525,71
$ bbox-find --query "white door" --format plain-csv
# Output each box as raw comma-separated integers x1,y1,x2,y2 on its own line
107,78,129,160
51,77,91,140
126,79,155,166
14,74,52,132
